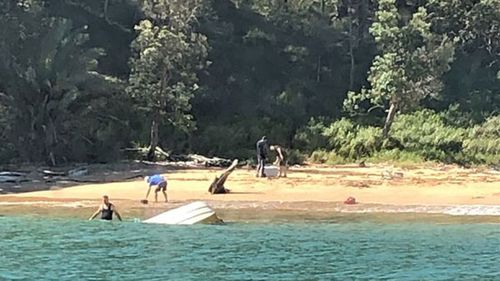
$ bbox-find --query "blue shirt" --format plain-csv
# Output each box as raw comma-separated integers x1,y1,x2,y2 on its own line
147,174,166,186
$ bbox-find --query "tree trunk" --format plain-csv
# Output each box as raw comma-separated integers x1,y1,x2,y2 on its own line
348,0,356,90
382,102,397,139
103,0,110,23
147,113,160,161
147,64,168,162
349,38,355,90
209,159,238,194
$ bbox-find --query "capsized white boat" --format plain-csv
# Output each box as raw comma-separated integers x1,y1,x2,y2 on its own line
143,201,222,225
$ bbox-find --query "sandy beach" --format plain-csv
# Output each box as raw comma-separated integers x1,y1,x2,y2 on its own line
1,164,500,218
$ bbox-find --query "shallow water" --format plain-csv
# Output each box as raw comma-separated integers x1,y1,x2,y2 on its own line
1,215,500,280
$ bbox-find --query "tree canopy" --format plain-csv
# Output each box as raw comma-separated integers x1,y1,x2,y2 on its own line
0,0,498,165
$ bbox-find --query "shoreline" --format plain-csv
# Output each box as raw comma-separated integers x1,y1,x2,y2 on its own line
3,198,500,219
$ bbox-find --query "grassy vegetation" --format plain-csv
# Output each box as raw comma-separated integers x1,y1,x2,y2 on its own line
304,110,499,166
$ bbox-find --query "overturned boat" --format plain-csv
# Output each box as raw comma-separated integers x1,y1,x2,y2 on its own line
143,201,222,225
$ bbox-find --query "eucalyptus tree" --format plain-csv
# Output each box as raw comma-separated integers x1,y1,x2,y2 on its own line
127,0,209,161
344,0,456,138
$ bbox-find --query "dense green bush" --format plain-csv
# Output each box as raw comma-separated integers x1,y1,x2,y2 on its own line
369,149,426,164
390,110,466,162
463,116,500,165
293,118,330,153
322,118,381,159
309,150,349,164
281,149,306,166
306,110,499,165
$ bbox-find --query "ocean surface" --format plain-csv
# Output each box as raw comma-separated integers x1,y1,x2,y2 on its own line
1,214,500,281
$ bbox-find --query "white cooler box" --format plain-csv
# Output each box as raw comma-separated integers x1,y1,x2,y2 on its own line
264,165,279,177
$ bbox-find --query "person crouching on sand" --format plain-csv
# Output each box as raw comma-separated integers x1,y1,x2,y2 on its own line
270,145,288,177
144,174,168,203
88,195,122,221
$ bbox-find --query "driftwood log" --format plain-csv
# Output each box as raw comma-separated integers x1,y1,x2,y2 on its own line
0,171,28,183
208,159,238,194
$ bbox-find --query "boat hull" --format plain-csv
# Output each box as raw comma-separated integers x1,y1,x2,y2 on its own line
143,201,221,225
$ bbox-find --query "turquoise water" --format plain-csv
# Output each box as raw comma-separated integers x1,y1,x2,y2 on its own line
1,216,500,280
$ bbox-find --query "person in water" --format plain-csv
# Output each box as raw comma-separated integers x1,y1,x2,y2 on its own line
88,195,122,221
270,145,288,177
256,136,269,177
144,174,168,203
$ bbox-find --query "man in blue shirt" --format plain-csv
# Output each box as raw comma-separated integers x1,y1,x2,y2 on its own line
144,174,168,203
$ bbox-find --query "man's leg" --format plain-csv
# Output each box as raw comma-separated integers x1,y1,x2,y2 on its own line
255,155,260,177
162,190,168,202
260,158,266,177
154,189,159,202
280,165,286,177
256,155,262,177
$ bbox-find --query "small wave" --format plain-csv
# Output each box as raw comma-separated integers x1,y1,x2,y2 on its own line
336,204,500,216
441,206,500,216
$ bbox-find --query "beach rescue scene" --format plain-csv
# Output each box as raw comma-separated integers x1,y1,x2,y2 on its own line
0,0,499,280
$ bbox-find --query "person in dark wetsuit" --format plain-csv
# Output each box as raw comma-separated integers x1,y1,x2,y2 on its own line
256,136,269,177
88,195,123,221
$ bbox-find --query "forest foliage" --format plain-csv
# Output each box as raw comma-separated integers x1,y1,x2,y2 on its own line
0,0,498,166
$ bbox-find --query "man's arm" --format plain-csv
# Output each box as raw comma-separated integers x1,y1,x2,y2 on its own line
88,206,102,220
145,185,152,200
274,157,280,165
112,206,123,221
277,148,284,160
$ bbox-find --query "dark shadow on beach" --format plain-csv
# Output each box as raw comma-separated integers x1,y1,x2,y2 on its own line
225,191,264,195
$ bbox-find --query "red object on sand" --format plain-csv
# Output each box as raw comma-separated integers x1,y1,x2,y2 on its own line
344,196,356,205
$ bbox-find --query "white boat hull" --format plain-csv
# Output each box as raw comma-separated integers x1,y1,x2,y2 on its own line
143,201,220,225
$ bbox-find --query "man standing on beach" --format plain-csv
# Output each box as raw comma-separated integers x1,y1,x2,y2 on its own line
88,195,123,221
256,136,269,177
144,174,168,203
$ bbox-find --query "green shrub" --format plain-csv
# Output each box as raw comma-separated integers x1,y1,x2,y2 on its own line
301,110,498,165
309,150,349,164
309,150,328,163
323,118,356,150
463,115,500,164
322,118,381,159
390,110,467,162
368,149,426,164
285,149,306,165
392,110,465,150
293,118,330,152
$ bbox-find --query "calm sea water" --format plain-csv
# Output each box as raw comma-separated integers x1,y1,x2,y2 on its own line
1,215,500,281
